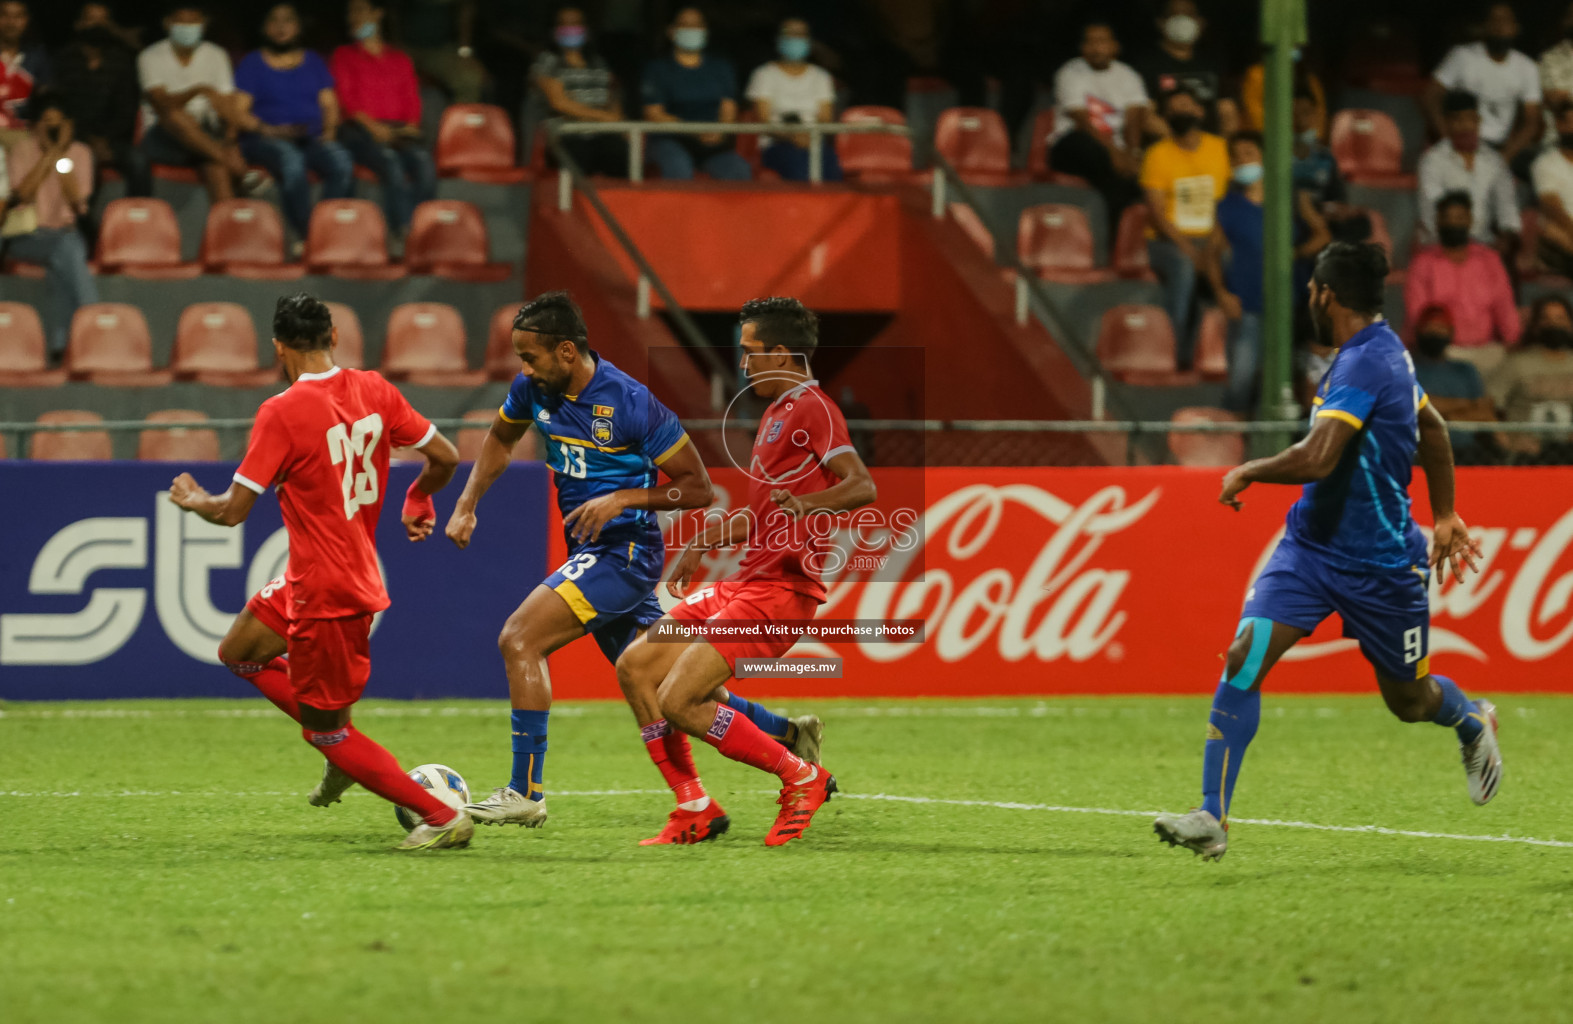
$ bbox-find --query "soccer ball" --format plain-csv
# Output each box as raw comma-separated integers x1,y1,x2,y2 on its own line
393,763,470,832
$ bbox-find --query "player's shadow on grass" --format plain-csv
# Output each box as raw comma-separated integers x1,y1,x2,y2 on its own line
831,840,1139,858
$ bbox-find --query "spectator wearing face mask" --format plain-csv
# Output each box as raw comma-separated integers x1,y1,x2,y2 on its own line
1417,89,1520,250
1410,304,1497,461
52,14,146,200
641,6,750,181
1406,190,1521,375
1133,0,1236,137
1531,99,1573,277
1045,21,1149,234
1539,2,1573,147
1426,2,1542,177
1290,84,1345,208
532,5,627,178
1489,295,1573,460
746,17,839,182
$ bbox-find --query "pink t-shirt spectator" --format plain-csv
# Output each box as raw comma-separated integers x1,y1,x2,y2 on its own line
329,42,420,125
1404,243,1521,348
6,136,93,229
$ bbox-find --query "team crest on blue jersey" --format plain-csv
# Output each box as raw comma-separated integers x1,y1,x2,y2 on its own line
766,420,784,443
592,417,614,445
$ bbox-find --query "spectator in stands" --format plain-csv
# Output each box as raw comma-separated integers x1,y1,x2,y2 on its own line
1204,131,1330,414
1406,190,1520,374
136,4,259,202
746,17,841,182
399,0,486,105
1426,2,1542,177
640,6,750,181
1540,2,1573,145
332,0,437,238
1044,21,1148,233
533,6,627,178
74,3,141,52
52,17,146,199
1418,90,1520,251
1140,85,1229,368
0,93,98,361
1490,295,1573,460
1133,0,1236,137
1291,84,1344,208
1239,54,1325,138
1410,303,1497,460
0,1,48,141
234,4,353,246
1532,99,1573,278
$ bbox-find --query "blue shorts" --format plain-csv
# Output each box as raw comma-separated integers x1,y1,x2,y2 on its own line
1243,536,1432,681
544,534,665,664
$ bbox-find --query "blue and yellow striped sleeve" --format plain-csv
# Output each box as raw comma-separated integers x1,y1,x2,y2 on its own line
499,373,533,424
640,391,689,466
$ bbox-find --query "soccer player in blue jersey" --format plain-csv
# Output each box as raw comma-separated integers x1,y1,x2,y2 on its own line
443,292,822,833
1154,242,1503,862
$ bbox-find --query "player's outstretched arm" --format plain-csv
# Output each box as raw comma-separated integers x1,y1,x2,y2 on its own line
445,414,530,549
770,450,877,519
1417,400,1483,583
563,439,715,544
168,473,259,528
403,430,459,542
1218,416,1357,509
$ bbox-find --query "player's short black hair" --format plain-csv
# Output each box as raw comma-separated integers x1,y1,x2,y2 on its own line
1228,130,1264,152
272,293,333,351
740,296,818,356
1442,89,1479,115
513,290,588,351
1436,189,1473,217
1311,242,1388,317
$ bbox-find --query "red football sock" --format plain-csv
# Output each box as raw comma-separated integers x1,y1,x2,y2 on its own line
700,704,809,782
221,649,300,723
642,719,707,805
303,724,454,826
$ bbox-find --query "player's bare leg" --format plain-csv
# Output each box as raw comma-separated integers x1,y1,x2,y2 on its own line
466,584,585,827
1156,619,1307,860
1375,669,1501,805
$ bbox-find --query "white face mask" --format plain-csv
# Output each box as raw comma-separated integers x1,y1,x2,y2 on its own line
1164,14,1200,45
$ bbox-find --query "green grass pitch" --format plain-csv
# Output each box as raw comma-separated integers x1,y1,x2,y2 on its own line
4,694,1573,1024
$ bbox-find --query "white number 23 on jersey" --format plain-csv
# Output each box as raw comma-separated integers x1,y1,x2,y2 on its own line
326,413,384,520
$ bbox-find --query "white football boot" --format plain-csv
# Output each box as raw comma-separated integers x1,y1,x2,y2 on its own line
464,786,549,827
306,760,355,807
789,714,825,764
397,809,475,851
1153,809,1229,861
1461,699,1503,806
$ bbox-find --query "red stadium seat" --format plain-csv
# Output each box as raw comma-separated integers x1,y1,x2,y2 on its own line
96,198,201,278
934,107,1024,185
837,106,914,182
436,103,529,184
201,199,303,279
405,200,512,282
1017,204,1112,284
324,301,365,369
66,303,172,386
31,410,112,460
1195,307,1229,381
305,200,405,280
486,302,521,380
381,302,485,386
1169,407,1244,467
138,409,221,462
1329,109,1416,187
0,302,66,387
1112,204,1157,281
457,408,495,461
1096,304,1197,386
171,302,275,387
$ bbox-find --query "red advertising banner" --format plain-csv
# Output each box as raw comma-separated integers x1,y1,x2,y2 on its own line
545,467,1573,697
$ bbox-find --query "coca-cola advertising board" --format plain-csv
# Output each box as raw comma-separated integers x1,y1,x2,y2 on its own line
545,467,1573,697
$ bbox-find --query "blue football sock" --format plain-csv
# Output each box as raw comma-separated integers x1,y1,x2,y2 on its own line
1432,675,1484,744
1200,681,1261,823
509,709,548,801
725,693,792,743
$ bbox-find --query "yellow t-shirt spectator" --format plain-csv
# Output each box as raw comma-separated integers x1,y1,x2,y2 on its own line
1140,133,1231,238
1240,65,1327,137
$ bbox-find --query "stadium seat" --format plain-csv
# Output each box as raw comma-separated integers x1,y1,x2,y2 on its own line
381,302,485,386
95,197,202,278
1023,109,1090,186
66,303,172,385
1168,407,1244,466
436,103,529,184
1095,304,1197,386
934,107,1024,185
837,106,914,182
1112,204,1157,281
170,302,275,387
138,409,221,461
1329,110,1416,188
0,302,67,386
305,200,406,280
457,408,496,461
404,200,512,282
324,301,365,368
486,303,521,380
1195,308,1229,381
201,199,303,279
1017,204,1112,283
30,410,112,460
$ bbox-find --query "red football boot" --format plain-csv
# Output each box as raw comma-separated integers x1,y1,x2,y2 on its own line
764,766,838,847
639,800,731,846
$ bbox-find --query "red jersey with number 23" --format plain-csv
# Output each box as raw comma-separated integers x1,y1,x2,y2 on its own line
233,366,435,621
734,379,856,602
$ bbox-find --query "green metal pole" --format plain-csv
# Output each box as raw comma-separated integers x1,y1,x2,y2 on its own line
1259,0,1307,451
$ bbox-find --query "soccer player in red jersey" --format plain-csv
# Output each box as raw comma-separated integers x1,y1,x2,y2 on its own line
616,297,877,846
168,293,474,851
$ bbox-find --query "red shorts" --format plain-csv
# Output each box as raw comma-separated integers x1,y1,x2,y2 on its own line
666,580,821,673
246,576,291,638
286,614,374,711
